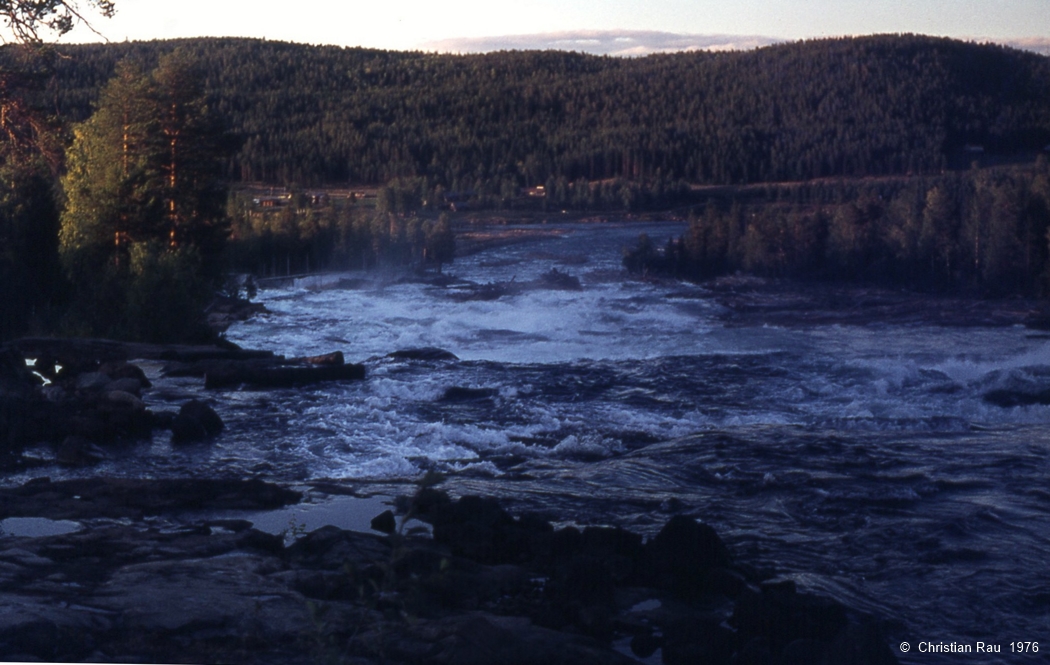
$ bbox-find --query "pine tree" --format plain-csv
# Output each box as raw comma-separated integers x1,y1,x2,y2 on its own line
58,54,228,341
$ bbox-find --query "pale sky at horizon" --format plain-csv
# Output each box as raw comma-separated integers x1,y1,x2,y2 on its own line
54,0,1050,54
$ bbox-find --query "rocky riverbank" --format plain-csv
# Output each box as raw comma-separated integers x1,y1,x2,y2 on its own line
0,477,899,664
0,338,365,467
0,337,902,663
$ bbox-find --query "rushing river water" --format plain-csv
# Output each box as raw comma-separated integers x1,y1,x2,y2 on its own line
25,221,1050,662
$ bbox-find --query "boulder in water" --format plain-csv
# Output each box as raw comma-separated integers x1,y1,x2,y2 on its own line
643,514,731,598
439,386,498,402
203,360,365,389
171,400,224,442
56,435,107,467
388,348,460,362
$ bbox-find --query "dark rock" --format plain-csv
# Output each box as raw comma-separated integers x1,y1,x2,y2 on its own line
103,377,143,396
0,477,301,520
0,489,901,665
74,371,112,392
204,361,366,389
738,638,773,665
731,583,849,653
285,525,390,570
549,554,617,606
65,393,154,444
370,509,397,534
0,347,40,393
356,611,638,665
297,350,345,365
171,399,224,442
704,565,748,598
429,495,518,564
41,384,67,402
824,617,900,665
93,555,311,638
272,568,361,602
56,435,107,467
983,388,1050,407
549,525,584,558
11,337,276,366
630,631,661,658
662,617,736,665
0,596,111,661
644,515,731,598
104,390,145,411
537,267,583,291
779,638,827,665
401,486,453,520
205,294,268,332
236,528,286,554
449,280,522,302
438,386,499,402
0,393,30,455
98,361,152,388
388,347,460,362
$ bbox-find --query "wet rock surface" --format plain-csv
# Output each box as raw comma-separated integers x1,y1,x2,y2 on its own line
0,477,301,520
0,483,896,664
0,338,363,467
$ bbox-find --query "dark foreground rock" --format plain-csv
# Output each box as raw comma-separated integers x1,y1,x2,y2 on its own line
0,483,899,665
0,477,301,520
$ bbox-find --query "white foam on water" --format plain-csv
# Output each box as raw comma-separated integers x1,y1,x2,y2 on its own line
221,222,1050,485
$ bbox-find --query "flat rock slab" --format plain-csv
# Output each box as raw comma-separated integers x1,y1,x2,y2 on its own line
7,337,275,363
93,554,310,636
0,477,301,520
204,361,366,389
0,594,115,661
0,489,900,665
358,612,639,665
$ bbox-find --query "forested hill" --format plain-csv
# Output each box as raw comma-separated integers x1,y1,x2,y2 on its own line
29,34,1050,188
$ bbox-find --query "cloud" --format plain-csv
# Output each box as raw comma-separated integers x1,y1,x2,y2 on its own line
420,30,781,56
421,30,1050,59
996,36,1050,56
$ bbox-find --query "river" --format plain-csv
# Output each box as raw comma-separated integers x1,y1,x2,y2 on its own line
34,220,1050,663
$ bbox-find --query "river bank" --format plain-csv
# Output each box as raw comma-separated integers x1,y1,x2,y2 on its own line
0,474,898,664
0,331,905,663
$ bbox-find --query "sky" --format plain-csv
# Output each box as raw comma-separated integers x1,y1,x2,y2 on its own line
55,0,1050,56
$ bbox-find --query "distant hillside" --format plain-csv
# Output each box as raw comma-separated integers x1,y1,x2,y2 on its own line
22,34,1050,187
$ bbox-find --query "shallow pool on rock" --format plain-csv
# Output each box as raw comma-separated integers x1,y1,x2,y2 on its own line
0,517,82,538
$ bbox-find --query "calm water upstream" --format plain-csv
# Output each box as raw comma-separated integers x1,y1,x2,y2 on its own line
24,221,1050,662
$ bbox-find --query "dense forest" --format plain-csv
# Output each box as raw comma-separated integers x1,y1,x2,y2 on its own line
19,34,1050,190
3,33,1050,342
624,160,1050,296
